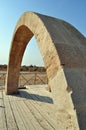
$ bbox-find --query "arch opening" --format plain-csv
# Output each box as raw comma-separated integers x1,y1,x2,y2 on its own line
20,36,47,87
21,36,45,66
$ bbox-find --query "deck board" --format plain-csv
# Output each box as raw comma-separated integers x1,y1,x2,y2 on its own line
10,100,26,130
20,89,58,129
3,92,18,130
20,91,55,130
0,85,58,130
0,90,7,130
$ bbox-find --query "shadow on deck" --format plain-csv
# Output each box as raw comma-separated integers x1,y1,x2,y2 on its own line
12,89,53,104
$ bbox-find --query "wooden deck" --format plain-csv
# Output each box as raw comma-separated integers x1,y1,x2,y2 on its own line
0,85,58,130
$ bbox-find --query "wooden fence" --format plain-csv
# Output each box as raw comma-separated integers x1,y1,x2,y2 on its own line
0,72,48,88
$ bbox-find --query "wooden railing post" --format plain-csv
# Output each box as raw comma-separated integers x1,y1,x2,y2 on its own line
34,73,37,85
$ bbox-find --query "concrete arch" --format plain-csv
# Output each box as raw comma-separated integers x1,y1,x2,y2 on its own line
5,12,86,130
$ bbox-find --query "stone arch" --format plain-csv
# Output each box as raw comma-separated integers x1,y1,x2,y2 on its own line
5,12,86,130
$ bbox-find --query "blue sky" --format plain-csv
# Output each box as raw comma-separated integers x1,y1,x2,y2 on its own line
0,0,86,66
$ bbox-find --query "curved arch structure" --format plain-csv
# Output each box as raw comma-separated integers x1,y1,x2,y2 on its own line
5,12,86,130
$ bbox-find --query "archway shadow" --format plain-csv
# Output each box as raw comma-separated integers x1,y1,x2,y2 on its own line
12,89,53,104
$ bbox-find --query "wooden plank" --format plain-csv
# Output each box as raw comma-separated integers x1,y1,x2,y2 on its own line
0,86,58,130
20,87,58,129
29,97,58,129
3,92,18,130
20,90,56,130
0,90,7,130
8,92,43,130
9,92,44,130
27,86,56,115
26,89,58,129
8,95,26,130
16,100,42,130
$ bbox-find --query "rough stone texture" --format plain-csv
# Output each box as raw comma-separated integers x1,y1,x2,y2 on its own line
5,12,86,130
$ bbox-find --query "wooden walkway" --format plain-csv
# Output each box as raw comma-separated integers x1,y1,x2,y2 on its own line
0,85,58,130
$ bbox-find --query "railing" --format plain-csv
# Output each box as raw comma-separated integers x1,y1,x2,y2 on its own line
0,72,6,87
0,72,48,88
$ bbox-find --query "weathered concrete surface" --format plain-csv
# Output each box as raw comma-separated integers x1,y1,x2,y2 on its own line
5,12,86,130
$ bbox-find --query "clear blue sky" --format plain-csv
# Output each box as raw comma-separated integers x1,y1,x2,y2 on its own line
0,0,86,66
